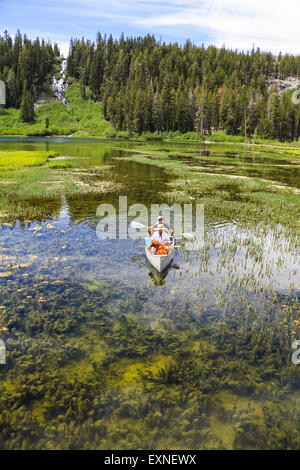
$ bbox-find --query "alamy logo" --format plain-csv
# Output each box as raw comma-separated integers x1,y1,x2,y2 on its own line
0,340,6,364
292,80,300,105
292,340,300,365
96,196,204,250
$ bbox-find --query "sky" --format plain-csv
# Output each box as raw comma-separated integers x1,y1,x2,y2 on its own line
1,0,300,57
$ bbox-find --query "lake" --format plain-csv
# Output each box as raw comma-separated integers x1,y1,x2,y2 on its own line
0,138,299,449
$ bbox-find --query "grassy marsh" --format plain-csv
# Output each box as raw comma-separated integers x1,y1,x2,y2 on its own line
113,143,300,229
0,147,124,221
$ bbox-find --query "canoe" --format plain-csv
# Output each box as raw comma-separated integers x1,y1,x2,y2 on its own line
145,243,174,273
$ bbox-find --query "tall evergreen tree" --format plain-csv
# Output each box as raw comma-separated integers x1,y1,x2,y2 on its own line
20,84,34,122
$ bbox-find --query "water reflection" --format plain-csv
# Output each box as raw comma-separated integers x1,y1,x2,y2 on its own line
147,261,173,286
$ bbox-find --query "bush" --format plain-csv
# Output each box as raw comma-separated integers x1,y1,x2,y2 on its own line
208,131,245,143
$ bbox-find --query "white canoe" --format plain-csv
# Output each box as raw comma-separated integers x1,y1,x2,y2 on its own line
145,244,174,272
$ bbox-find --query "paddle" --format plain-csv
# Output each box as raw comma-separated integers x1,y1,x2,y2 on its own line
130,221,148,230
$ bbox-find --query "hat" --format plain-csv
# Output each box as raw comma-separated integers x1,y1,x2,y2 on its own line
158,224,164,229
158,216,163,219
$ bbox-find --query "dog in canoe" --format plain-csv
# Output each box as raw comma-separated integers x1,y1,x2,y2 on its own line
150,239,169,255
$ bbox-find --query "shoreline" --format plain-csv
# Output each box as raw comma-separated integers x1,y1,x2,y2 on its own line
1,133,300,150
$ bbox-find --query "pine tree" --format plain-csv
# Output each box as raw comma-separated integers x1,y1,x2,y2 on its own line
153,89,163,132
20,85,34,122
6,69,16,107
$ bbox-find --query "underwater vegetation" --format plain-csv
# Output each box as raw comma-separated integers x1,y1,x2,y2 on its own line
0,271,299,450
0,212,298,450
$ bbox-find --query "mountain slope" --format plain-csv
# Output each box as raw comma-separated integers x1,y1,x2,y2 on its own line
0,82,115,137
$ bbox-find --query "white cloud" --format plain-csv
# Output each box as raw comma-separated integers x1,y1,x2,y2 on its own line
4,0,300,54
55,0,300,54
136,0,300,54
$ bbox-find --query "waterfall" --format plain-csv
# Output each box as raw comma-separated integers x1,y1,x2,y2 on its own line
51,59,70,108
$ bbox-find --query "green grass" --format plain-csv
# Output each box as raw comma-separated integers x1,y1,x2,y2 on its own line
0,83,115,138
207,131,246,143
0,150,55,170
0,148,123,221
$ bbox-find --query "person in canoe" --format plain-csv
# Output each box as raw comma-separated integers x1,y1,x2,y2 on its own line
151,224,170,255
153,216,174,236
153,215,168,229
145,227,153,247
152,223,170,245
